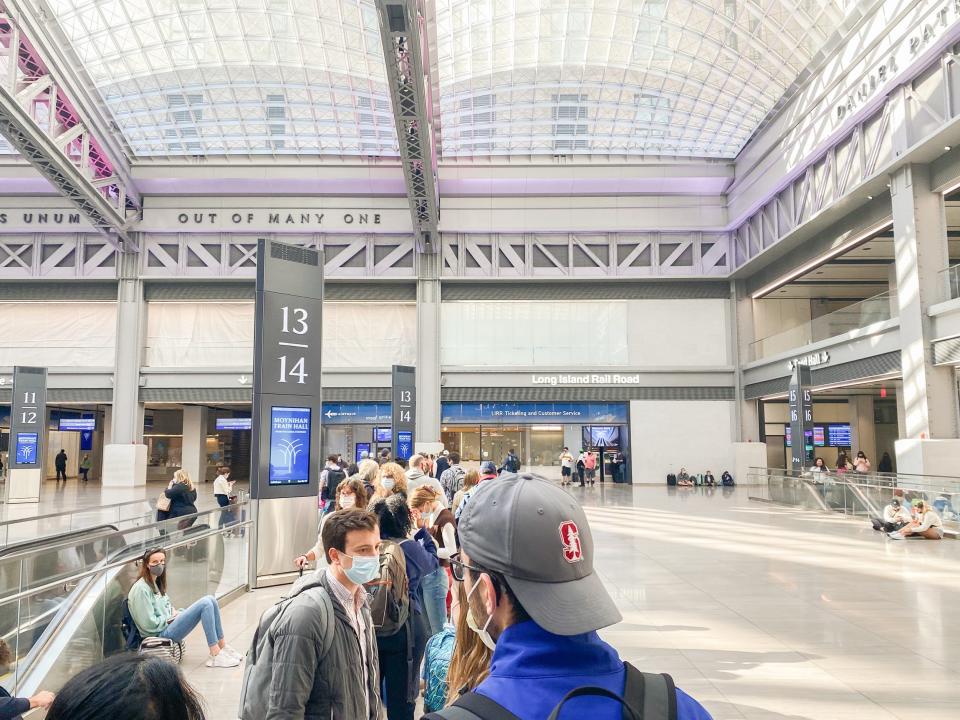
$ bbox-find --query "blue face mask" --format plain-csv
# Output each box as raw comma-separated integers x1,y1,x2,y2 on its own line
381,479,396,491
342,552,380,585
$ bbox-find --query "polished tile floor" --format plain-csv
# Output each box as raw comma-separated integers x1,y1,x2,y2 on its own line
164,485,960,719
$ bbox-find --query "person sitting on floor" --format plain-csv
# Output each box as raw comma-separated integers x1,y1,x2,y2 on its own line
889,500,943,540
871,497,912,533
704,470,716,487
676,467,693,487
721,470,735,486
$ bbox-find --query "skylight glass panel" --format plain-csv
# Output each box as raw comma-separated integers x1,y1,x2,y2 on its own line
44,0,397,157
435,0,846,159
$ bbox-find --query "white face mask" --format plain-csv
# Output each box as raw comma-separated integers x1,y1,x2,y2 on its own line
339,495,356,509
465,574,497,651
381,479,396,491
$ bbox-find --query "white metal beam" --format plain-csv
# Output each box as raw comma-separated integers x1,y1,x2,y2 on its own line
375,0,440,253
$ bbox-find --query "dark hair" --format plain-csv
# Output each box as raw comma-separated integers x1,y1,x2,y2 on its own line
46,653,206,720
397,457,409,470
327,454,338,463
369,494,412,540
468,560,531,625
321,509,378,560
0,638,11,666
449,451,461,464
139,548,167,595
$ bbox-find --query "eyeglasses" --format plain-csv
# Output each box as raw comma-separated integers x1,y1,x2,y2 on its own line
449,553,483,583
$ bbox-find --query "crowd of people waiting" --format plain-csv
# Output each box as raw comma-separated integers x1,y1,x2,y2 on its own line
669,468,735,487
21,454,717,720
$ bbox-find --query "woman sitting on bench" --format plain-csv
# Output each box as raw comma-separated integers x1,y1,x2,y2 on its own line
127,547,242,667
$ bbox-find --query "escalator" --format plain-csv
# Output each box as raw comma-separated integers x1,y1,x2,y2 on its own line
0,514,236,701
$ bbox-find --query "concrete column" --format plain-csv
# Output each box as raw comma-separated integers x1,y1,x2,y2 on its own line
849,395,877,461
181,405,208,485
732,281,760,442
416,252,442,450
890,164,960,474
104,250,147,487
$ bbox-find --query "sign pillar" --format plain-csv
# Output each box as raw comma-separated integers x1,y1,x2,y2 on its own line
788,364,814,472
249,239,323,587
7,367,47,503
392,365,416,462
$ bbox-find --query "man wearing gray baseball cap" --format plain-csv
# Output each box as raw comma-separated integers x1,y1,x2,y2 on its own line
423,473,713,720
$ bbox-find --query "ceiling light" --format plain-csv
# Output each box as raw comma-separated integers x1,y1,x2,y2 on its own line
946,146,952,151
867,195,874,200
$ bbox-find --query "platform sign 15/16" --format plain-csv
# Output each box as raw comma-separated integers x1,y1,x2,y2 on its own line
251,239,323,501
788,364,814,472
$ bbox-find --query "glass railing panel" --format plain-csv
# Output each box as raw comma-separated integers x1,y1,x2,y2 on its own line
0,514,252,699
941,263,960,300
750,291,895,361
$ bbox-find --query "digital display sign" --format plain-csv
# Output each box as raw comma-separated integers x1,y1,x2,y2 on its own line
216,417,252,431
58,418,95,431
374,427,392,443
15,432,38,464
827,423,852,447
268,406,312,485
784,425,826,448
355,442,371,462
396,431,413,460
581,425,621,449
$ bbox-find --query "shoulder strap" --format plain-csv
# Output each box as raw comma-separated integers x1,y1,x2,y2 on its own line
423,691,522,720
627,664,677,720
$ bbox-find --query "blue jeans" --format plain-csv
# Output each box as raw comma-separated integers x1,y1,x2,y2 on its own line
159,595,223,647
420,567,449,637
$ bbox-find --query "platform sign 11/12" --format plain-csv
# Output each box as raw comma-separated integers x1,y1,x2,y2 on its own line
10,366,46,471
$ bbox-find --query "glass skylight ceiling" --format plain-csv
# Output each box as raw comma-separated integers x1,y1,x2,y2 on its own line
39,0,849,160
46,0,398,157
434,0,848,158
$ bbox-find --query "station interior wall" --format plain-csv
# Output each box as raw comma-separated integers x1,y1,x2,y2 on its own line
630,399,735,484
0,302,116,366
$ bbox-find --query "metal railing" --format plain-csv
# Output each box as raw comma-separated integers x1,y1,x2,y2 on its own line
0,500,251,698
0,498,155,547
750,291,896,361
749,467,960,532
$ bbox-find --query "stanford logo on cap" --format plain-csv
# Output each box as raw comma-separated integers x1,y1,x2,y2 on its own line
558,521,583,563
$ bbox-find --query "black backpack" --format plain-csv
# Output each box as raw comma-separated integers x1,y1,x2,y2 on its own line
504,454,520,473
323,468,346,501
121,598,143,651
423,664,676,720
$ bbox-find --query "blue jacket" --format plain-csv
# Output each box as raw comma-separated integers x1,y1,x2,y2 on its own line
473,621,713,720
397,527,439,614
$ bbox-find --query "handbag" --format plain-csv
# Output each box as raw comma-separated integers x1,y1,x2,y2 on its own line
139,636,184,664
156,493,171,512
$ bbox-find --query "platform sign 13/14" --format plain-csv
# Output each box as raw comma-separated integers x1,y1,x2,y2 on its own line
260,293,323,398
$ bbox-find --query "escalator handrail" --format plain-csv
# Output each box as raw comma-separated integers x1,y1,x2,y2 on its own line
0,498,154,530
0,499,248,565
0,524,121,560
0,517,253,607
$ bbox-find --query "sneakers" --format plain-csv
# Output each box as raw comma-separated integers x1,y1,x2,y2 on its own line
888,531,905,540
206,651,241,668
222,644,244,661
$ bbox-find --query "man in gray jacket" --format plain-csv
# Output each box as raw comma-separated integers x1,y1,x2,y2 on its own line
240,510,382,719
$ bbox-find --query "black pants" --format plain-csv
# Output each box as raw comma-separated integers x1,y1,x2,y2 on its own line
578,467,585,485
56,468,66,481
80,469,89,482
216,494,231,528
378,622,414,720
